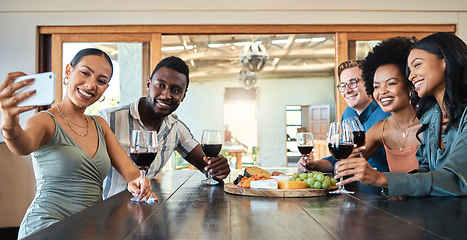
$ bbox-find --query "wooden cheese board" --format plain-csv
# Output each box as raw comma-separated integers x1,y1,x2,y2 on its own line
224,182,338,198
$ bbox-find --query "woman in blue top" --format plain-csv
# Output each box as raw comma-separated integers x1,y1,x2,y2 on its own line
0,48,156,238
336,32,467,197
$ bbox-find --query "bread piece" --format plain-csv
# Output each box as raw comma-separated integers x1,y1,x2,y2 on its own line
245,167,271,179
271,171,285,176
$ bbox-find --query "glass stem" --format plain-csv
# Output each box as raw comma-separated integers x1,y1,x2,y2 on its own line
303,154,309,173
335,160,344,190
338,177,345,191
140,169,145,197
208,168,213,179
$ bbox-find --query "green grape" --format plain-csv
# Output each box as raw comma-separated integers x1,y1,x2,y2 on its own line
306,178,315,188
313,181,322,189
321,181,329,189
307,173,314,179
295,177,302,182
323,176,331,184
300,173,307,180
315,174,325,182
305,178,312,188
330,178,338,186
324,178,331,187
293,173,299,179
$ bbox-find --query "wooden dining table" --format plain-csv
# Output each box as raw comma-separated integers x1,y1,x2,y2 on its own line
23,169,467,240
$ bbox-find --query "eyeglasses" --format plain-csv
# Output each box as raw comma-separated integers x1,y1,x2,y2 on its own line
337,78,361,93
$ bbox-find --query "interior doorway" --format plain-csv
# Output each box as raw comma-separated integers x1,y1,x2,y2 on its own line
223,87,258,167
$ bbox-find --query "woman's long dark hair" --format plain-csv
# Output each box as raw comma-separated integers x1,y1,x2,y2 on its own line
409,32,467,138
70,48,114,79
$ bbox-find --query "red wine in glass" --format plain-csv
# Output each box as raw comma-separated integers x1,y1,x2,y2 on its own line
328,143,353,159
201,130,223,185
344,117,366,158
296,132,314,173
201,144,222,158
328,121,354,194
130,152,157,171
130,130,158,202
352,131,366,147
298,146,314,155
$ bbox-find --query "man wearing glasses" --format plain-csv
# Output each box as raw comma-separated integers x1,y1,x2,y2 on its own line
298,60,391,176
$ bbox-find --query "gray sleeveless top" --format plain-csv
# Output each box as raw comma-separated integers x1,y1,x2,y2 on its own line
18,112,111,239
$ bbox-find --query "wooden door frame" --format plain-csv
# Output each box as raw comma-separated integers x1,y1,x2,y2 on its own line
39,24,456,113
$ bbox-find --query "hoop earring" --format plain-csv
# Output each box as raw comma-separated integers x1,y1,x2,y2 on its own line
99,95,106,102
63,77,68,85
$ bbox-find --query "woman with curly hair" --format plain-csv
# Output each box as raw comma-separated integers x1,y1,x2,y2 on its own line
336,32,467,197
349,36,421,174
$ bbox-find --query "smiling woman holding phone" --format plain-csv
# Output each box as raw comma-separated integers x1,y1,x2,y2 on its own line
0,48,156,238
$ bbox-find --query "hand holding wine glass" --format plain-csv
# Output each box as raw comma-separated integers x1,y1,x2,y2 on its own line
201,129,223,185
130,130,158,202
343,116,365,158
296,132,314,173
328,121,355,194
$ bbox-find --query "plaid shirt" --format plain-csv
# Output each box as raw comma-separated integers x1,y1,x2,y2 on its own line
99,97,198,199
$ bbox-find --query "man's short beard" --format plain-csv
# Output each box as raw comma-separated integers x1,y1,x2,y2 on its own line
146,93,176,118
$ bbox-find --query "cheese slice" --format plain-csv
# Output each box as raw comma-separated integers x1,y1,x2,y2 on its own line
278,181,307,189
250,179,278,189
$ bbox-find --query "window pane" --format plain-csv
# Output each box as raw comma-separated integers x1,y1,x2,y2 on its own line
354,40,381,60
286,106,301,111
286,110,301,125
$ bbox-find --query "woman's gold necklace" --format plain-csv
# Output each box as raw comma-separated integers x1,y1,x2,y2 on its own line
393,116,416,151
56,105,89,137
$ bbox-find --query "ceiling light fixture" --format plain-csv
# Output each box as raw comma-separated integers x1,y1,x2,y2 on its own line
239,40,268,73
238,68,257,90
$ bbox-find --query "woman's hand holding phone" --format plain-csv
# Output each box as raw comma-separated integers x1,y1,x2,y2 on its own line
0,72,55,130
13,72,55,107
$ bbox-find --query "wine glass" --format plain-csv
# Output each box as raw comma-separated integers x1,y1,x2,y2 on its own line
343,116,365,157
328,122,355,194
129,130,158,202
296,132,314,173
201,129,223,185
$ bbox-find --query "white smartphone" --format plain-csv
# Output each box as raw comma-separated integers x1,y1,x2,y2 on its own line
14,72,56,107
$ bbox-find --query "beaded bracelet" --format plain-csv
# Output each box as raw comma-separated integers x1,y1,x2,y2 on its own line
1,127,21,141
